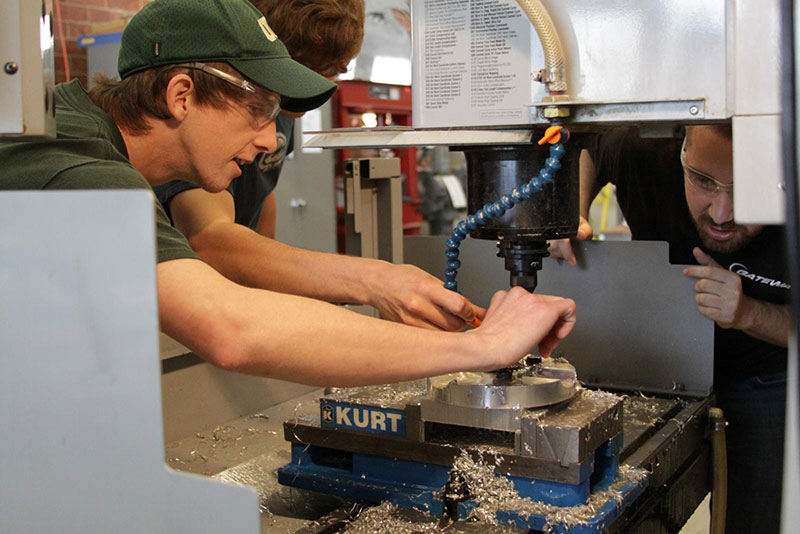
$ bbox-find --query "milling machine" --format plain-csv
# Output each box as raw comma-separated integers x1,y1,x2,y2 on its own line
278,238,714,533
278,0,782,531
454,136,579,292
3,1,797,533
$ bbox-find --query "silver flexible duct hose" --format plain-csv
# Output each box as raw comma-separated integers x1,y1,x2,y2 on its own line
515,0,568,94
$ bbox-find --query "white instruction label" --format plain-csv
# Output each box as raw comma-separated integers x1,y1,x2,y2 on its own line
414,0,532,127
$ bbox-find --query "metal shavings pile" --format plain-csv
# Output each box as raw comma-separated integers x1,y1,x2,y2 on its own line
520,389,622,428
449,449,520,523
524,408,548,422
214,453,345,519
670,415,688,431
580,387,623,404
325,380,428,408
340,502,440,534
618,464,648,484
294,398,317,417
337,457,647,533
169,425,262,470
624,396,666,428
447,450,648,531
528,465,648,531
214,458,277,515
287,398,318,435
473,445,506,458
622,393,688,430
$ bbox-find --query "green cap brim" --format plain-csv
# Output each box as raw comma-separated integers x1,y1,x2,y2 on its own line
230,57,337,113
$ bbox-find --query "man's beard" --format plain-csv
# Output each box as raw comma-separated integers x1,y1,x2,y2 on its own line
691,213,763,254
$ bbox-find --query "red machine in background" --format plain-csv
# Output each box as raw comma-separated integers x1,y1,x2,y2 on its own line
332,80,421,252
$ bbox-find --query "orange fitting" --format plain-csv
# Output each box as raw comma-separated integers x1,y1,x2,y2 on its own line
469,317,482,328
538,125,567,145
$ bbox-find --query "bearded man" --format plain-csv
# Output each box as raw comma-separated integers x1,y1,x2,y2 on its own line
553,124,790,533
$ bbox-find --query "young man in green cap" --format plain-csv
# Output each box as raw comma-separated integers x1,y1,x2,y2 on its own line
152,0,483,332
155,0,364,240
0,0,577,386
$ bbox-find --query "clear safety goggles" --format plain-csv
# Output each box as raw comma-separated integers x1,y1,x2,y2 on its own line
174,62,281,123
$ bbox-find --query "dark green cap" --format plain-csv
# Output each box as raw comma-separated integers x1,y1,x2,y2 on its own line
118,0,337,112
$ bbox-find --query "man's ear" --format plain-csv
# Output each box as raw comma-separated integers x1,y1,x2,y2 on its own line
165,74,195,122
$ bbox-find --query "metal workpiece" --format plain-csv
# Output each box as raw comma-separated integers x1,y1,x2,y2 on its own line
427,359,578,409
516,389,623,466
418,399,525,433
420,360,578,432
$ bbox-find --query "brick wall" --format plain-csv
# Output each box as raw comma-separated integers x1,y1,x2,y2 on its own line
54,0,151,86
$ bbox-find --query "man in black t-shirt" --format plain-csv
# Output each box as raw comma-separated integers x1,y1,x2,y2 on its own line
554,125,789,533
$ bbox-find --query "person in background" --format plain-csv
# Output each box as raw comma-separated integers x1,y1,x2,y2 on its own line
0,0,577,387
552,125,788,533
418,147,461,235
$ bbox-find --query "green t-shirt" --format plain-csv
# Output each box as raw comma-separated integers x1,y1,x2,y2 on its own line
0,79,198,263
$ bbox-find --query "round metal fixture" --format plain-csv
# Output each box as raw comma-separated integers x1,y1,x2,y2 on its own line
428,358,579,410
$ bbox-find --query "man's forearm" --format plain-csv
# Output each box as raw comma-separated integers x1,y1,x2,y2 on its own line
225,286,481,385
189,220,383,305
157,259,576,387
158,259,478,385
741,299,791,348
256,192,277,239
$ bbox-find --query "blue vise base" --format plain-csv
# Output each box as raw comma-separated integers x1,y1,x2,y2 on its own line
278,390,647,531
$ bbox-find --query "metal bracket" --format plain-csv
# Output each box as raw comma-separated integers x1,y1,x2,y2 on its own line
344,157,404,264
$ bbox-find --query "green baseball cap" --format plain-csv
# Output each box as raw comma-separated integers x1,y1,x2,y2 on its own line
118,0,337,113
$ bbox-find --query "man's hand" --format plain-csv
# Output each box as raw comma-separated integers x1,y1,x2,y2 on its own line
473,287,576,367
683,247,750,329
548,216,593,266
368,263,486,331
683,247,791,347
